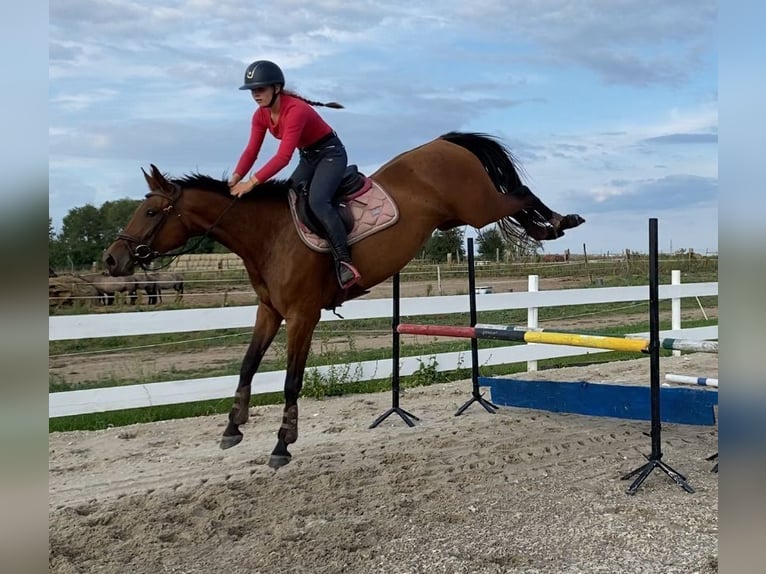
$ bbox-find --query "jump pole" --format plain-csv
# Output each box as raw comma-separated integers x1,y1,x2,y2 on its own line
620,218,693,494
474,323,718,354
657,338,718,354
397,323,649,353
664,374,719,388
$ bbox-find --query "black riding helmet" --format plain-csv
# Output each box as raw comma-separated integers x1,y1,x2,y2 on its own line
239,60,285,90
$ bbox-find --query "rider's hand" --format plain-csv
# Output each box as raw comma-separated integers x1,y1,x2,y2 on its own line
230,176,259,197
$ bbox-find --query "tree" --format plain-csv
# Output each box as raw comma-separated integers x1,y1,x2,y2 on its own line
56,204,104,268
100,198,142,239
420,227,465,263
49,195,233,270
476,225,506,261
49,217,69,269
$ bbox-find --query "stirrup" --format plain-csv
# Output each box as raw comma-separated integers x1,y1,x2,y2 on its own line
336,261,361,289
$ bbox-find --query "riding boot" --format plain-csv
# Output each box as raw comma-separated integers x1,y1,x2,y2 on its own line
322,212,362,289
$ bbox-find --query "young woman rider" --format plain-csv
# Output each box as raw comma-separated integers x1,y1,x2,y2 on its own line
228,60,361,289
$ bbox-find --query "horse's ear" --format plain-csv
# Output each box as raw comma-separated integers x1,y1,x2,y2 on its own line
150,164,174,191
150,164,167,185
141,167,156,190
142,164,168,191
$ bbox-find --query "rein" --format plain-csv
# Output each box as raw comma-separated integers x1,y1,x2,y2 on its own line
117,185,239,271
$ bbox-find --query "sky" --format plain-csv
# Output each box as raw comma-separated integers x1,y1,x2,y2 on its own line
49,0,718,255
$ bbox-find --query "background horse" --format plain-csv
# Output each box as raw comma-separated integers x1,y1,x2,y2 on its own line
135,273,160,305
77,272,138,306
103,132,584,468
137,271,185,304
152,271,185,303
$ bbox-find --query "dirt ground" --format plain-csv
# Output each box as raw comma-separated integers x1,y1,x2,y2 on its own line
49,353,718,574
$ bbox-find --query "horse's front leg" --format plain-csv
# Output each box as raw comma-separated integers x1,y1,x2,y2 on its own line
269,314,318,469
220,303,284,449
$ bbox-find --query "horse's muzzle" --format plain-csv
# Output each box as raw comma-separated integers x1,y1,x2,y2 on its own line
102,241,136,276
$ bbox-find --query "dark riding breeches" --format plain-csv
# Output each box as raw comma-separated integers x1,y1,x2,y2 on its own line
290,134,351,260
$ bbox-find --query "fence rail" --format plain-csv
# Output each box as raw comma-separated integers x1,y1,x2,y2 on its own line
49,277,718,418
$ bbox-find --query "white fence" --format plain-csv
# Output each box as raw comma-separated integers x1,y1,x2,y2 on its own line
49,276,718,418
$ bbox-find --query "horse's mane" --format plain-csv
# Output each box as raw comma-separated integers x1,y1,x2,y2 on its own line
171,173,292,201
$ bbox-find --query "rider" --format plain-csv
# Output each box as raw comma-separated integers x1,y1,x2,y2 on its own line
228,60,362,289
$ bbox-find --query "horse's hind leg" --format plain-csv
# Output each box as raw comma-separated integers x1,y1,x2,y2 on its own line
514,187,585,240
269,313,318,469
220,303,284,449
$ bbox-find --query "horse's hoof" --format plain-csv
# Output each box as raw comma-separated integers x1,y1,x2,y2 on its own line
220,434,243,450
563,214,586,229
268,454,292,469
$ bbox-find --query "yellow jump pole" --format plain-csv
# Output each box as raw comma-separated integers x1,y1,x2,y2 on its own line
521,331,649,353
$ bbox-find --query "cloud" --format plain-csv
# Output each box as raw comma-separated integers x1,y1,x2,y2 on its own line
49,89,119,113
451,0,716,87
642,133,718,145
50,0,716,93
49,118,246,165
574,49,688,87
49,40,84,63
549,142,590,159
48,0,718,254
570,174,717,213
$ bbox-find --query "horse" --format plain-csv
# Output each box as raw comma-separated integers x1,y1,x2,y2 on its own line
77,272,138,306
149,271,185,303
103,131,585,468
135,271,184,304
135,273,161,305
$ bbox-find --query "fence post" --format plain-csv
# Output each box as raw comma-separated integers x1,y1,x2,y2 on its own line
671,269,681,357
527,274,539,371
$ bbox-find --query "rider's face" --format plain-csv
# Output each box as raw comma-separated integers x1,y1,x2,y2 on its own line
251,86,277,107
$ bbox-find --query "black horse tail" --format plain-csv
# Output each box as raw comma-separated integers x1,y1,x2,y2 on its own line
439,131,541,252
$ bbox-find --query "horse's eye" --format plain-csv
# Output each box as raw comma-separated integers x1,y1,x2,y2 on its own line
146,209,157,217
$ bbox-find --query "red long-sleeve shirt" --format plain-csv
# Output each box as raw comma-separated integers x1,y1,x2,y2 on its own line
234,94,334,183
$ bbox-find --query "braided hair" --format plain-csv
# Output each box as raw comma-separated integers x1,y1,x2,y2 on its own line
282,89,344,109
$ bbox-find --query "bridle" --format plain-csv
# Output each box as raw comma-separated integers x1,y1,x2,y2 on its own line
117,183,237,270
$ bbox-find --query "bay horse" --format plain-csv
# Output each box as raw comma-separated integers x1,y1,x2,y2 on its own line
103,132,584,468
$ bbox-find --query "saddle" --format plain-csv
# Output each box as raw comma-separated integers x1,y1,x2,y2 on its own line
288,165,399,253
293,165,369,235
